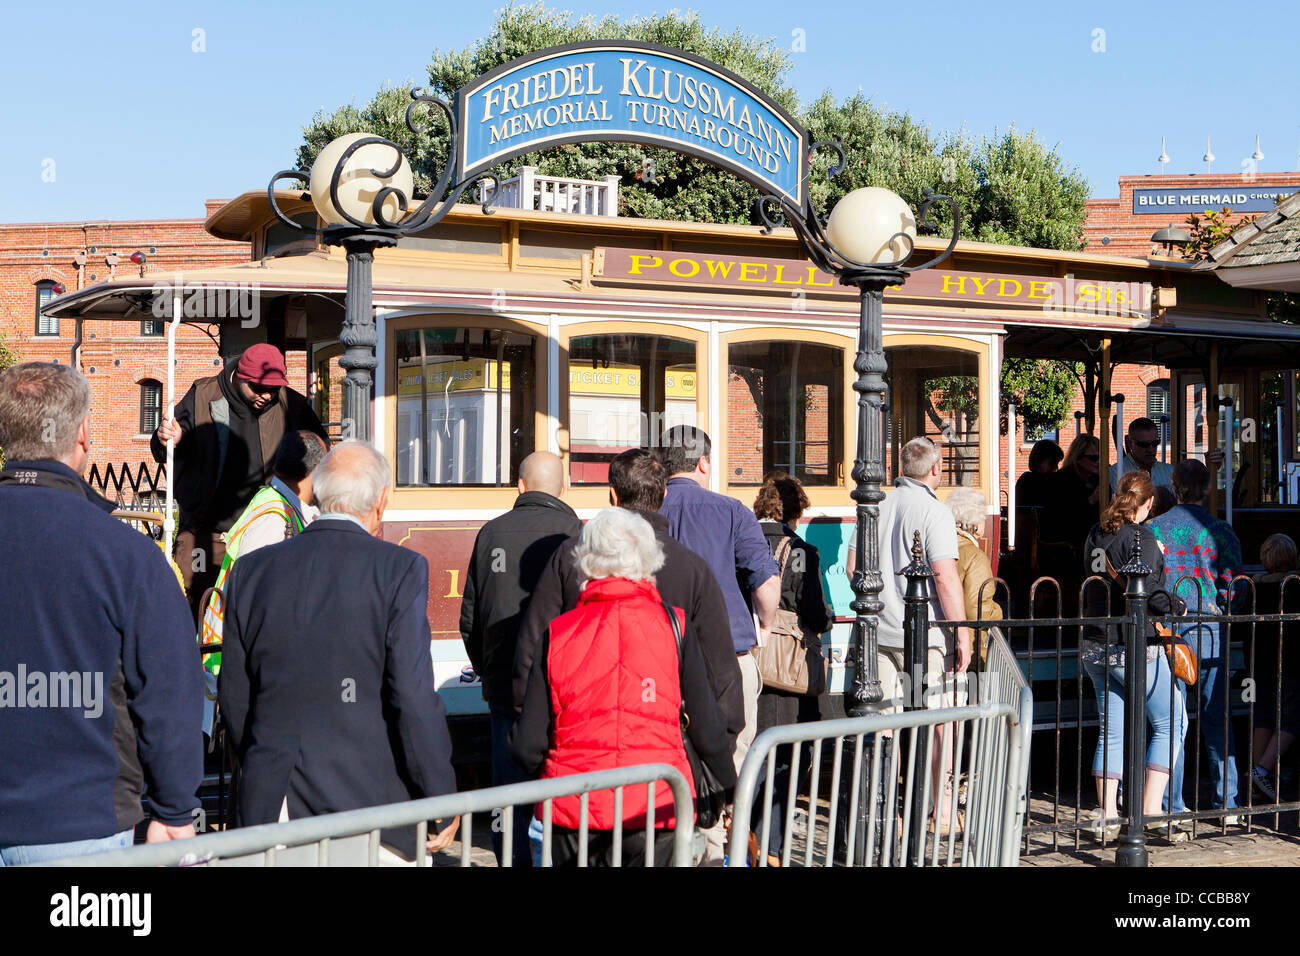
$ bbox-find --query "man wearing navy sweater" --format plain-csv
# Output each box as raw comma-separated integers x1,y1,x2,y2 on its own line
0,363,203,864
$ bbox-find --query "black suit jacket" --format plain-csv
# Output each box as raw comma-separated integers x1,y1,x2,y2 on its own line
219,518,455,859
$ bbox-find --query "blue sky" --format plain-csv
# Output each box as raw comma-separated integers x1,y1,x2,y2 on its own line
3,0,1297,223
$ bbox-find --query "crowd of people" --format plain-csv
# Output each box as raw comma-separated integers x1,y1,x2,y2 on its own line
1015,421,1300,841
1,350,1296,866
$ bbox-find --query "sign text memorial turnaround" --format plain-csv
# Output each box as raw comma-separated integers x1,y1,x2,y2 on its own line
456,42,808,208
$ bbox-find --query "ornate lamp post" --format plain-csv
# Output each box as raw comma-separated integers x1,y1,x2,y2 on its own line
266,91,498,443
756,145,961,862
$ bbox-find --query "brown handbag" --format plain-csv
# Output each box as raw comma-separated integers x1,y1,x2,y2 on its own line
752,537,826,695
1102,551,1198,685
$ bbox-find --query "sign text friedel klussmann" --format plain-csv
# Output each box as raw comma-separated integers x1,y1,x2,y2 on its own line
456,43,807,208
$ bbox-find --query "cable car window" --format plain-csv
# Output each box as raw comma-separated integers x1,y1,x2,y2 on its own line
566,333,697,485
393,327,536,487
884,345,981,487
727,341,843,486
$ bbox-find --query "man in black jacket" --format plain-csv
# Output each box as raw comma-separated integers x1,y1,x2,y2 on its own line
459,450,579,866
151,344,327,620
220,441,457,863
0,363,202,863
513,450,744,752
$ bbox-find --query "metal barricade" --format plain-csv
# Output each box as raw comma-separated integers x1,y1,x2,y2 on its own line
727,693,1032,867
43,764,695,868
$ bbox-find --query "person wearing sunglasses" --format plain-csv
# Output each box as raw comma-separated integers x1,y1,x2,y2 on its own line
150,344,328,620
1108,417,1174,494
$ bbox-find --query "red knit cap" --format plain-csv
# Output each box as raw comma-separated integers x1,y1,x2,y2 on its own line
236,344,288,388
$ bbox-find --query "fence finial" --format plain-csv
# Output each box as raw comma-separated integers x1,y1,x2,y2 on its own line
899,529,933,581
1118,527,1153,579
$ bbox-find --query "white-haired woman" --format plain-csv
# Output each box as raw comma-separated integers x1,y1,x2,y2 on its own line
511,507,734,866
946,487,1003,666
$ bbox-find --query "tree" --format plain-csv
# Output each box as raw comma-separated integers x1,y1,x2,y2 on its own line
999,358,1082,439
297,4,1091,244
297,6,799,224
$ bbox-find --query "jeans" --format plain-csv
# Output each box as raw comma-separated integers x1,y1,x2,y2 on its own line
1082,652,1185,782
489,703,534,868
1169,622,1239,811
0,827,133,866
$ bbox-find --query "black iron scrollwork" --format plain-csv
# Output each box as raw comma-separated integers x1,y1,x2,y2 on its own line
267,87,495,241
753,136,962,280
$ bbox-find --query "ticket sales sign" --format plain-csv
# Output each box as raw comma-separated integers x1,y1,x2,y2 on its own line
456,42,808,208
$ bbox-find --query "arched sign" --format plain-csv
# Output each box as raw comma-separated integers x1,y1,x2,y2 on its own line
455,41,809,210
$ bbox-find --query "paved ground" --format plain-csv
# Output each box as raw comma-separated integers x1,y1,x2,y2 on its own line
1020,827,1300,866
1019,793,1300,867
431,795,1300,867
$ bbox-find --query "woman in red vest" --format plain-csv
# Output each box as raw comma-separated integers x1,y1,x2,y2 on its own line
511,506,735,866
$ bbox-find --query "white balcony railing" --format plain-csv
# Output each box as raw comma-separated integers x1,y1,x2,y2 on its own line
478,167,620,216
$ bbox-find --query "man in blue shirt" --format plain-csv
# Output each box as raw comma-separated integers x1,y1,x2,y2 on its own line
658,425,779,864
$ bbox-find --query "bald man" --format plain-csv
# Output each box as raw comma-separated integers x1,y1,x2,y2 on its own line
459,451,580,867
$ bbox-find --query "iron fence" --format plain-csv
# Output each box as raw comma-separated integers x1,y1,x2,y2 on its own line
949,559,1300,863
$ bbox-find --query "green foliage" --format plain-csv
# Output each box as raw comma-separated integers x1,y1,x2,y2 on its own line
296,4,1091,243
928,358,1080,442
999,358,1081,439
1268,292,1300,323
297,5,797,223
966,128,1090,251
1181,207,1249,263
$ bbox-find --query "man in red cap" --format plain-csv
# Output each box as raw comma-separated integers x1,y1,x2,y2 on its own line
151,345,327,619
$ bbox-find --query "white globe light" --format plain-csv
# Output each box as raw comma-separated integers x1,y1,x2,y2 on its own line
825,187,918,265
309,132,414,227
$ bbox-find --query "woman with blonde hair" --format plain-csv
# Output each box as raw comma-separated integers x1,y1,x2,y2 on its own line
1042,433,1102,552
1079,471,1187,842
945,487,1002,665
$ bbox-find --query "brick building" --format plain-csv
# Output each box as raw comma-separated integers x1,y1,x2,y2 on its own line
1084,172,1300,258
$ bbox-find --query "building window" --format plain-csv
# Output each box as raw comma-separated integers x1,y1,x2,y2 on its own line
1146,378,1170,452
393,327,537,487
140,380,163,434
565,333,697,486
35,280,59,335
727,341,842,485
262,212,319,259
142,319,164,336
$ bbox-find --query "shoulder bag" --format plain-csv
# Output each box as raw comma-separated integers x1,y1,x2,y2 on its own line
661,598,726,829
752,536,827,696
1102,548,1197,685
